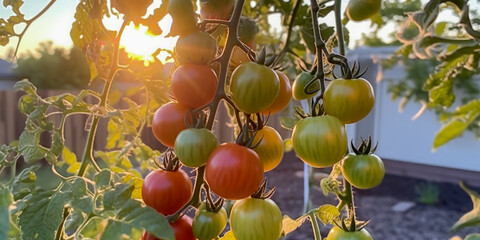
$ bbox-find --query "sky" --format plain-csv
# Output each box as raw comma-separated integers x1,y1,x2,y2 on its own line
0,0,476,60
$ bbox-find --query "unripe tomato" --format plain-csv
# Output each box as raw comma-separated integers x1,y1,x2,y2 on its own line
346,0,381,22
342,153,385,189
175,31,218,65
252,126,284,172
230,198,283,240
326,226,374,240
323,78,375,124
171,64,218,109
292,72,319,100
262,71,292,115
205,143,264,200
230,62,280,114
292,115,347,168
151,102,189,148
192,203,228,240
141,168,192,215
174,128,218,168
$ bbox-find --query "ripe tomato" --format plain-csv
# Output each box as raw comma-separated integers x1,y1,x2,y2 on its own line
151,102,189,148
292,72,319,100
323,78,375,124
174,128,218,168
171,64,218,109
230,198,283,240
205,143,264,200
346,0,381,22
292,115,347,168
342,153,385,189
326,226,373,240
262,71,292,115
230,62,280,114
252,126,284,172
175,31,218,65
112,0,152,18
142,168,192,215
144,215,196,240
192,203,227,240
199,0,235,20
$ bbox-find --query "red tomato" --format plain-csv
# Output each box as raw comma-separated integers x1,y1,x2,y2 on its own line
171,64,218,108
205,143,264,200
151,102,189,147
142,168,193,215
262,71,292,115
143,215,195,240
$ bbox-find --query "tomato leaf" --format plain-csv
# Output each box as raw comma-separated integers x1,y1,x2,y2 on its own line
18,130,48,163
280,117,298,130
0,186,13,240
281,215,305,237
451,182,480,233
465,234,480,240
317,204,340,225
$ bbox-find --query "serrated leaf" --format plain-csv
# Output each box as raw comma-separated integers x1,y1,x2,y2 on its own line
62,146,77,166
67,178,93,214
281,215,305,237
123,174,143,199
12,167,37,200
280,117,299,130
64,210,85,234
451,182,480,232
0,186,13,240
317,204,340,225
220,231,236,240
429,77,455,107
465,234,480,240
106,120,121,149
14,79,37,96
433,111,479,150
19,190,66,240
18,130,47,163
103,183,135,210
94,169,113,190
67,162,81,174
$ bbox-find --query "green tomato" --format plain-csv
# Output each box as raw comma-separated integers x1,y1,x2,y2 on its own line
174,128,218,168
230,198,283,240
175,31,218,65
323,78,375,124
326,226,374,240
342,153,385,189
192,203,227,240
292,72,319,100
292,115,347,168
230,62,280,114
346,0,381,22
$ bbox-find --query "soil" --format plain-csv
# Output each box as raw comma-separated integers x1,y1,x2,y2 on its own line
265,152,480,240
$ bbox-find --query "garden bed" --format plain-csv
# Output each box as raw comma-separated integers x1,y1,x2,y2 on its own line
266,152,478,239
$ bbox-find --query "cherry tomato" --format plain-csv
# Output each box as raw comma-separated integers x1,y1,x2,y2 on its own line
151,102,189,148
326,226,374,240
174,128,218,168
342,153,385,189
252,126,284,172
205,143,264,200
171,64,218,109
230,62,280,114
141,168,192,215
143,215,196,240
346,0,381,22
175,31,218,65
292,115,347,168
323,78,375,124
192,203,227,240
262,71,292,115
230,198,283,240
292,72,319,100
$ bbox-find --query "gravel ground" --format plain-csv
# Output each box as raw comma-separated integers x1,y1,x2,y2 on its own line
265,152,479,240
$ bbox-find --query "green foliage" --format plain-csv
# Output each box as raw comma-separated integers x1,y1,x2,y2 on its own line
14,42,91,89
451,182,480,237
414,182,440,205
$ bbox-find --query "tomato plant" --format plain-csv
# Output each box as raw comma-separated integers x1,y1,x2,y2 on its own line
262,71,292,115
151,102,189,148
175,31,218,65
230,62,280,114
171,64,218,108
326,226,373,240
174,128,218,168
292,115,348,168
141,168,193,215
230,198,283,240
346,0,381,22
199,0,235,20
323,78,375,124
205,142,264,200
252,126,284,172
292,72,319,100
192,203,228,240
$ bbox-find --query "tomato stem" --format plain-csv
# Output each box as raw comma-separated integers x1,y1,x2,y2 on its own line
308,211,322,240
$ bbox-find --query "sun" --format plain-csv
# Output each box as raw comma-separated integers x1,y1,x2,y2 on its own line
119,15,178,65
